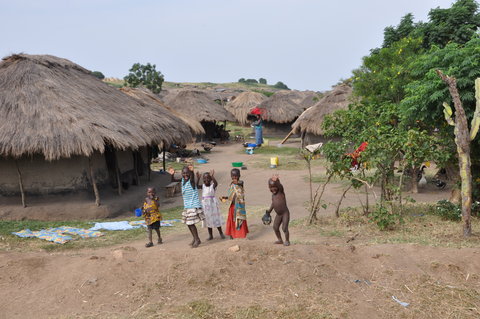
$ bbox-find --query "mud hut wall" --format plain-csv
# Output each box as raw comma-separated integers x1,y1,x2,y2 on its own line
0,152,109,195
263,121,297,137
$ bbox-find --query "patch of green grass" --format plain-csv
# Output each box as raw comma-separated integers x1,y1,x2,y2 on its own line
0,206,184,252
250,145,300,156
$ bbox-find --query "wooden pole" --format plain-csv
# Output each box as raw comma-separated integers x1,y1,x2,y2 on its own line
147,146,152,182
88,157,101,206
162,146,166,172
114,151,122,195
133,152,140,186
15,160,26,208
280,130,294,145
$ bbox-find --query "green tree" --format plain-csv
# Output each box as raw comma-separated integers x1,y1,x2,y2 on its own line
273,81,290,90
238,78,246,83
91,71,105,80
259,78,267,84
124,63,164,94
245,78,258,84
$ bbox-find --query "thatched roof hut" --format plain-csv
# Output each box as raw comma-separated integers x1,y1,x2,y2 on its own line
292,83,353,136
120,87,205,136
298,91,321,110
0,54,192,161
225,91,267,125
0,54,193,206
163,90,235,122
258,93,303,124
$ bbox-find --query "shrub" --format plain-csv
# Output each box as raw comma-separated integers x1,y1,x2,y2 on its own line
273,81,289,90
368,204,402,230
91,71,105,79
434,200,462,221
238,78,246,83
259,78,267,84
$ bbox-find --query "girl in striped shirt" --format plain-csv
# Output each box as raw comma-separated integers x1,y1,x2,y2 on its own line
181,166,205,248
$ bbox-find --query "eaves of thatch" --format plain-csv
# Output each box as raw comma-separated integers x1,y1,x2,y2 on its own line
120,87,205,136
258,93,303,124
0,54,192,160
163,90,235,122
225,91,266,125
291,83,353,135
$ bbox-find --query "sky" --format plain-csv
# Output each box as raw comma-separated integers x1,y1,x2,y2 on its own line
1,0,456,92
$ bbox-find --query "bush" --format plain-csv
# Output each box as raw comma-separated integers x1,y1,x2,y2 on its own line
238,78,246,83
368,204,402,230
434,200,462,221
91,71,105,79
259,78,267,84
273,81,289,90
245,78,258,84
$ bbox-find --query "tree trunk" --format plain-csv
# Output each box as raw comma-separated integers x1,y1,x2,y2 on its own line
410,166,419,194
437,70,472,237
335,184,352,217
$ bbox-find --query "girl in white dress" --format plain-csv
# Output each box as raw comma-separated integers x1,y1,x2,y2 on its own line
196,169,225,240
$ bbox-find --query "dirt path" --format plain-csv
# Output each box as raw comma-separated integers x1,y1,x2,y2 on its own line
1,140,477,318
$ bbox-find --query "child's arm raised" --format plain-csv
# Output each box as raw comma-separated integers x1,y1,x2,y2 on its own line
196,171,202,188
211,170,218,189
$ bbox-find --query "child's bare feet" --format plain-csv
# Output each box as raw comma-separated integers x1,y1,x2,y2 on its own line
145,242,154,248
192,240,201,248
274,240,284,245
284,241,290,246
157,238,163,244
220,233,226,239
207,236,213,241
189,239,195,246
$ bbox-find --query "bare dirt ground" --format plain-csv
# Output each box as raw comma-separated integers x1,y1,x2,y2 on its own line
1,139,479,318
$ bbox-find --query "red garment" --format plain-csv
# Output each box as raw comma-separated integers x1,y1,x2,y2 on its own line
225,203,249,238
250,107,265,115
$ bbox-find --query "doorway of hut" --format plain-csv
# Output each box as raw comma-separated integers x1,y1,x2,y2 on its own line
104,145,119,190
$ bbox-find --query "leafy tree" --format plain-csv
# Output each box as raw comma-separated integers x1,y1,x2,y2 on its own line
245,78,258,84
259,78,267,84
273,81,290,90
238,78,246,83
383,13,417,48
124,63,164,94
91,71,105,80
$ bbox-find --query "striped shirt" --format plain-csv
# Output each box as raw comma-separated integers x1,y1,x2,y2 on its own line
181,178,202,209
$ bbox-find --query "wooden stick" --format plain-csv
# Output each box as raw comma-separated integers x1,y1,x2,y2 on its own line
133,152,139,186
114,151,122,195
147,146,152,182
162,146,166,172
15,160,26,208
88,157,101,206
280,130,294,145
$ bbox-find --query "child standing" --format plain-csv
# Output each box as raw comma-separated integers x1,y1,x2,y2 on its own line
265,175,290,246
224,168,249,239
181,166,205,248
196,169,225,240
142,187,162,248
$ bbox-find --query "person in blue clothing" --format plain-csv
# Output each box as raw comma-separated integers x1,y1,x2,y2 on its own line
181,166,205,248
252,114,263,146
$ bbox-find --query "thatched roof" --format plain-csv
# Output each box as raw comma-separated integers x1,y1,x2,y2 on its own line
292,83,353,135
163,90,235,122
224,91,266,125
258,93,303,124
275,90,321,110
0,54,192,160
120,87,205,135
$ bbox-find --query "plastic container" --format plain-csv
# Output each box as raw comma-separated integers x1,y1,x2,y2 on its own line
232,162,243,167
270,157,279,166
196,158,208,164
135,208,142,217
246,147,254,155
270,164,277,169
247,143,257,148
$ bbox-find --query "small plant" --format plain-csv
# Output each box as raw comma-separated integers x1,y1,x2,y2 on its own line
434,200,462,221
368,204,402,230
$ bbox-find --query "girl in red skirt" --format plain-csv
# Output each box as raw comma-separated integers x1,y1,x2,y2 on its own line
224,168,248,239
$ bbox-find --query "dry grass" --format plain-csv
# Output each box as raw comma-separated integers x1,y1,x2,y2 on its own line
292,205,480,249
